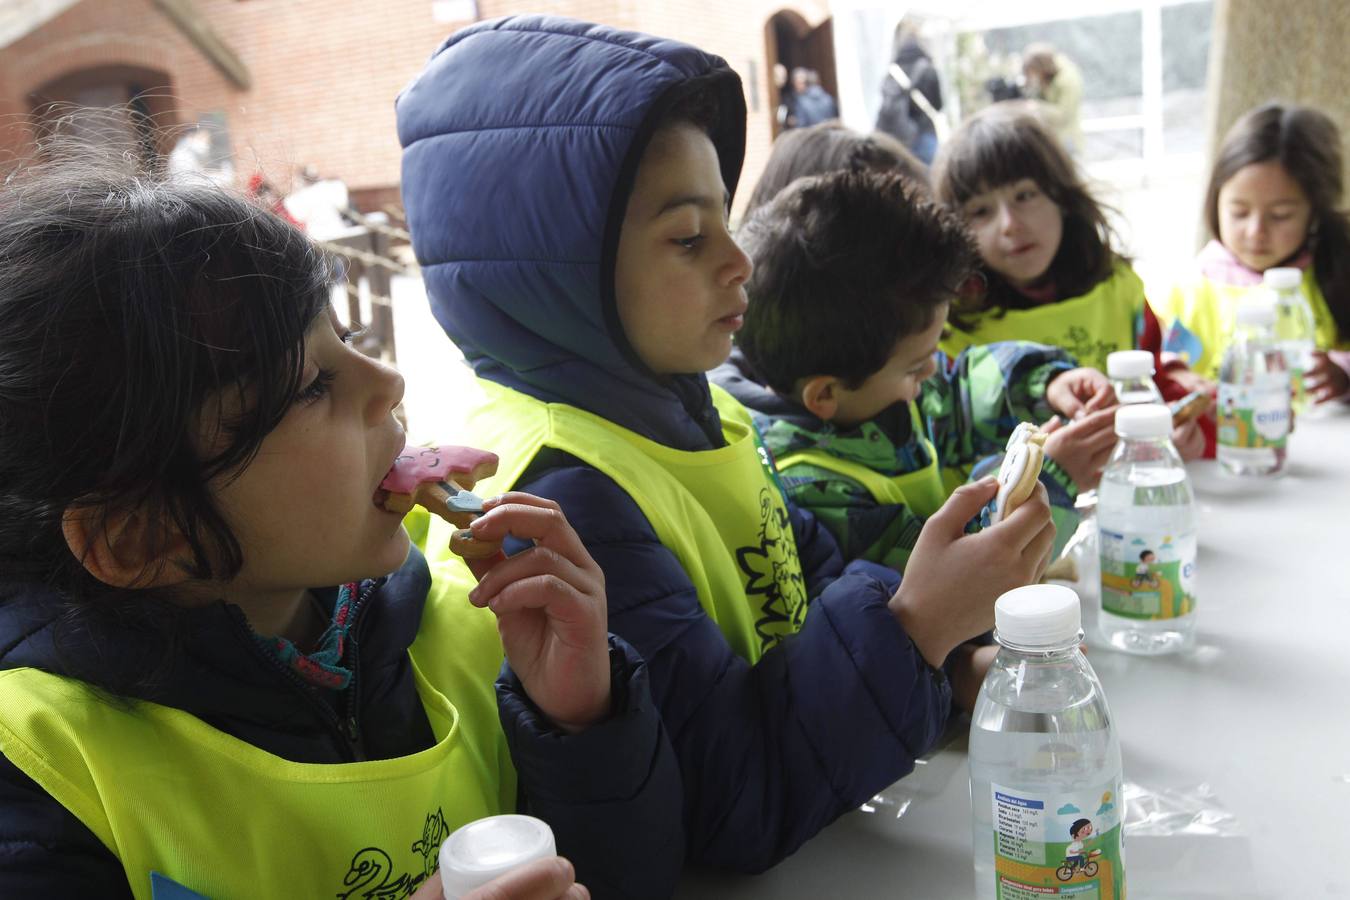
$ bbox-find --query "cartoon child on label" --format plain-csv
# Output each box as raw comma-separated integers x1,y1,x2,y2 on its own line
1065,818,1093,869
1132,550,1160,590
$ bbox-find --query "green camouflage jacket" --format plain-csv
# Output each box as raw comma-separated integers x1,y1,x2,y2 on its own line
712,343,1081,573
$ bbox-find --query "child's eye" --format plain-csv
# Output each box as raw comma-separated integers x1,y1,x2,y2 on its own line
967,205,991,220
674,234,705,251
1015,188,1038,203
294,368,336,406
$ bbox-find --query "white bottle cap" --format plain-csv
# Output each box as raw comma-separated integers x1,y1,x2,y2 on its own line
994,584,1082,649
1236,297,1277,326
1106,349,1154,379
441,815,557,900
1114,403,1171,438
1262,267,1302,290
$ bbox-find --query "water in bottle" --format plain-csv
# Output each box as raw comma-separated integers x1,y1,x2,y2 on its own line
1106,349,1163,406
970,585,1125,900
1265,266,1316,413
1217,296,1290,476
1097,404,1197,654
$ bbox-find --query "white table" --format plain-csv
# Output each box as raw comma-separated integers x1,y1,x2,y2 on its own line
679,406,1350,899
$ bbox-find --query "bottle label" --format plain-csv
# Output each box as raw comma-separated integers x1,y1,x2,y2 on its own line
1099,528,1196,620
990,779,1126,899
1217,380,1289,451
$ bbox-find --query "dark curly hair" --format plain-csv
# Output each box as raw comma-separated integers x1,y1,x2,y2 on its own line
736,169,975,397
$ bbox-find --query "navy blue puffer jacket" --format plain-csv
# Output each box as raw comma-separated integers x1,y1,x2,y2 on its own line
398,16,952,873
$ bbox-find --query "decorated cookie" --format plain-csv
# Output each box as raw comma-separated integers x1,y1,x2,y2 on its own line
988,424,1047,526
1168,390,1211,427
379,445,504,561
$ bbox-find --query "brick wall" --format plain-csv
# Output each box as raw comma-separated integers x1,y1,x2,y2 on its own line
0,0,828,212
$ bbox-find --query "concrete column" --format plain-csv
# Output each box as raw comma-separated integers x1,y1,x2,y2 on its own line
1206,0,1350,189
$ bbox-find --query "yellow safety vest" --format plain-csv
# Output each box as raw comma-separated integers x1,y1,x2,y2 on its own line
0,580,514,900
422,378,809,664
1162,268,1348,379
774,403,953,518
940,264,1144,372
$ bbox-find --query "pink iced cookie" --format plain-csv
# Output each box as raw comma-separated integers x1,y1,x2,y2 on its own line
380,445,499,495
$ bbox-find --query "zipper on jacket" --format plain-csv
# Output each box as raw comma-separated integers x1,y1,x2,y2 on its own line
337,578,380,762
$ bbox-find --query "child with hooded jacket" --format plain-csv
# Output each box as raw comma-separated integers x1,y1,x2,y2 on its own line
398,16,1057,873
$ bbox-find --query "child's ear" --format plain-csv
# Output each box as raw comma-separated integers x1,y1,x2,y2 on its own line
799,375,841,422
61,504,194,590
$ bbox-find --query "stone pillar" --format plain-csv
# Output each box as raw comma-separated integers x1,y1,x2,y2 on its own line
1206,0,1350,188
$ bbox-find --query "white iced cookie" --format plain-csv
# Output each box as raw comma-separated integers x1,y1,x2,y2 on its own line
990,425,1046,525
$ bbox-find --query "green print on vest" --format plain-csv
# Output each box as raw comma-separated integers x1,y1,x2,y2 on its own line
1049,325,1123,373
736,486,808,653
336,806,451,899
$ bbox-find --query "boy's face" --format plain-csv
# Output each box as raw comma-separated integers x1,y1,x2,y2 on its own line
615,123,753,375
824,303,947,427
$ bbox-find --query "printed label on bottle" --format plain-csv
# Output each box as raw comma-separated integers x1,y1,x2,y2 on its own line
1099,528,1196,620
991,779,1126,899
1217,380,1289,450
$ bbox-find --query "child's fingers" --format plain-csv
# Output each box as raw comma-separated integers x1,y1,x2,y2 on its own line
462,857,577,900
468,544,596,612
1022,519,1057,575
469,500,596,574
1082,384,1116,415
1001,484,1052,550
928,477,998,538
482,574,597,628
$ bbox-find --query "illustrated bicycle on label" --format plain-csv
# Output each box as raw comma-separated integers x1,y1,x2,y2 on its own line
1057,818,1101,881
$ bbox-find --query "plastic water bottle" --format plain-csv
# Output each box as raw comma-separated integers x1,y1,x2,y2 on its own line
440,815,556,899
1217,297,1290,476
1106,349,1163,406
1265,267,1316,413
970,585,1125,900
1097,404,1197,654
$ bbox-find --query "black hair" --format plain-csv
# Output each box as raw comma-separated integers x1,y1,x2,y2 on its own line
933,105,1124,327
1070,819,1092,839
0,153,330,694
1205,102,1350,340
735,169,976,397
744,122,930,218
1140,550,1154,560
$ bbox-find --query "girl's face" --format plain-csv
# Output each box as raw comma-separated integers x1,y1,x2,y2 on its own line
961,178,1064,288
209,308,409,613
1217,161,1312,272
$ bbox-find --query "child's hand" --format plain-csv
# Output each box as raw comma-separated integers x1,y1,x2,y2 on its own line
948,642,999,713
890,478,1055,669
1306,351,1350,403
1171,419,1205,461
1041,407,1118,492
410,857,588,900
1045,367,1115,420
1168,367,1216,398
467,493,611,734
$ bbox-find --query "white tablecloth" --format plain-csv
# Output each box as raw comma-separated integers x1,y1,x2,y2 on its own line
679,406,1350,899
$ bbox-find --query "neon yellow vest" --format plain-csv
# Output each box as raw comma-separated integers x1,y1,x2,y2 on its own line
774,403,952,518
1162,268,1347,379
423,378,809,664
940,265,1144,372
0,583,514,900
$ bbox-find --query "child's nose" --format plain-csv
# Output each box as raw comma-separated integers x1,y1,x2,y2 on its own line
365,359,406,424
722,237,754,287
